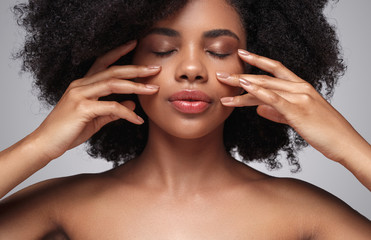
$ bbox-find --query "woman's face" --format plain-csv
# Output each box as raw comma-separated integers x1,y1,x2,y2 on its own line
133,0,246,139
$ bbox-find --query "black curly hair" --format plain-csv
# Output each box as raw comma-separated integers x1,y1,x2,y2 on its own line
13,0,345,172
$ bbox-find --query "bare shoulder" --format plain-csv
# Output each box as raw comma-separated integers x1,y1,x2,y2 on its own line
0,170,114,239
1,170,113,206
256,176,371,239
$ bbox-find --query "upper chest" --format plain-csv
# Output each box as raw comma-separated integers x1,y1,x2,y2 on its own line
59,187,313,240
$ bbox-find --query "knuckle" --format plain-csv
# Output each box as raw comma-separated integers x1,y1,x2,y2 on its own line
108,65,121,76
75,100,90,114
107,101,121,111
273,60,283,69
299,93,313,104
68,79,82,89
267,93,281,104
258,75,269,85
101,79,116,94
104,78,117,88
301,82,314,93
66,86,82,99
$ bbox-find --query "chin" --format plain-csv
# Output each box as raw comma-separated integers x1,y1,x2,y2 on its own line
169,124,218,140
148,111,229,141
141,94,234,140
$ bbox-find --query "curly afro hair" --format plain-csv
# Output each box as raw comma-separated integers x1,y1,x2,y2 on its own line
13,0,345,172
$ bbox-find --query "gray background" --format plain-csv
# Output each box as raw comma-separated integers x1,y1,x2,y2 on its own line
1,1,370,219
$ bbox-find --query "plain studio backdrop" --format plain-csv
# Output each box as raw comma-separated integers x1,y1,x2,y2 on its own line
1,1,370,219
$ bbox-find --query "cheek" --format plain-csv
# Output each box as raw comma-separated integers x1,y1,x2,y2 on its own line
218,53,246,73
210,55,245,95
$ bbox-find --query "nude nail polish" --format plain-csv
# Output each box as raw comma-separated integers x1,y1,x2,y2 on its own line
145,84,160,89
239,78,251,86
147,65,161,70
238,49,250,56
221,97,234,104
216,72,231,80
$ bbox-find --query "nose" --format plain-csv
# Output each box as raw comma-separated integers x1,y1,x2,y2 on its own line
175,46,208,83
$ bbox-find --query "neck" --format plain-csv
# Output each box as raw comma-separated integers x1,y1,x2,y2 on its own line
132,120,237,195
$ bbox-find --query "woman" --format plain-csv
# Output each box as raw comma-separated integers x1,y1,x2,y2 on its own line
0,0,370,238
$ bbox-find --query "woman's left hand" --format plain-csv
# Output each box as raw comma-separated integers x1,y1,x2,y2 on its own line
216,49,370,165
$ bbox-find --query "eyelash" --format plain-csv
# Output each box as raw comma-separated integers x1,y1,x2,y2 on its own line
152,50,176,57
152,50,230,59
206,51,230,59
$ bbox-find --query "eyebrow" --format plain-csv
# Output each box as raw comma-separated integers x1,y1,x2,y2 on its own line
146,28,180,37
203,29,240,41
146,28,240,41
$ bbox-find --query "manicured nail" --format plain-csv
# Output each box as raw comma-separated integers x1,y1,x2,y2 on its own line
126,40,137,46
238,49,250,56
221,97,234,104
216,72,231,80
145,84,160,90
147,65,161,70
136,116,145,124
239,78,251,87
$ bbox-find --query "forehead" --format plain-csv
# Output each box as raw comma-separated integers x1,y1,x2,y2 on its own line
151,0,246,40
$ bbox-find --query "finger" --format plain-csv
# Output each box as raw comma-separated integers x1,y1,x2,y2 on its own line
240,75,314,93
121,100,136,111
72,78,160,100
92,101,136,130
239,78,291,113
216,72,298,91
237,49,304,83
88,100,144,125
256,105,287,124
216,72,240,87
220,94,264,107
217,72,305,93
79,65,161,87
85,40,137,77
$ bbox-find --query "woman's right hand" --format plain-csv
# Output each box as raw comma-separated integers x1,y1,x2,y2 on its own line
30,41,161,161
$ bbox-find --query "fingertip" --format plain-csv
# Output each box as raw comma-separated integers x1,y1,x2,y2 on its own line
216,72,231,81
145,84,160,90
238,49,253,60
220,97,235,105
147,65,162,72
125,40,137,47
136,115,145,125
120,40,138,53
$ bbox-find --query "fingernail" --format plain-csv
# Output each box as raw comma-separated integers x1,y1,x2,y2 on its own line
238,49,253,60
221,97,234,104
239,78,251,87
136,116,144,124
216,72,231,80
238,49,250,56
147,65,161,70
126,40,137,45
145,84,160,90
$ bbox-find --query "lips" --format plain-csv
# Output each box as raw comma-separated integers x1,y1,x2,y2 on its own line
168,90,212,114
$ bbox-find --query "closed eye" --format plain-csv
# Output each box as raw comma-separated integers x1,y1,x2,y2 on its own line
152,50,177,57
206,50,231,59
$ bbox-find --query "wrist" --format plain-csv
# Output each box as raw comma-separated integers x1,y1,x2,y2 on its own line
21,130,55,167
336,135,371,166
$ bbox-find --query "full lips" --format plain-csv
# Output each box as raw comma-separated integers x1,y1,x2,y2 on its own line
168,90,212,114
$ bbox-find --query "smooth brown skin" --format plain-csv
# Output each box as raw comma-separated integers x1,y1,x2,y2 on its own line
1,0,371,239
